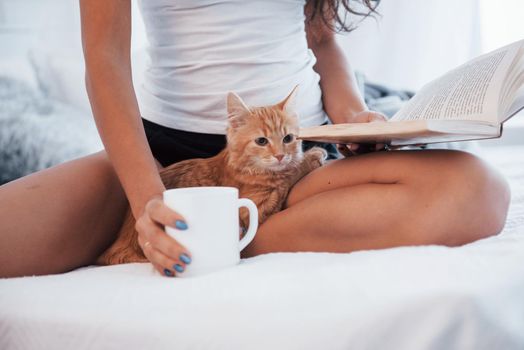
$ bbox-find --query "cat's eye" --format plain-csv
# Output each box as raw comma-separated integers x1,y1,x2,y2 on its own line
255,137,269,146
283,134,294,144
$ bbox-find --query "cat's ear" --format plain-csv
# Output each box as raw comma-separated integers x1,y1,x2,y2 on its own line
277,85,298,115
227,92,251,128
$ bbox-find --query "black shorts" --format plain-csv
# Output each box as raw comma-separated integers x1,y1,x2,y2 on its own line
142,118,339,167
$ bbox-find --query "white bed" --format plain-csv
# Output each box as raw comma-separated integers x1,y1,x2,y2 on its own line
1,145,524,350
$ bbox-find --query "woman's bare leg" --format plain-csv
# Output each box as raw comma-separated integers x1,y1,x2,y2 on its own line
243,150,511,257
0,151,129,278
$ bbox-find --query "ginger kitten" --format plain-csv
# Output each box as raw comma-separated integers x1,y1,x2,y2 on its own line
97,87,327,265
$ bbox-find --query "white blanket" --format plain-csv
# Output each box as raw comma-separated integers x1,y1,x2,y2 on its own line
1,146,524,350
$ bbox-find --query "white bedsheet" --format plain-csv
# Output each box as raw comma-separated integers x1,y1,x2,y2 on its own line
1,146,524,350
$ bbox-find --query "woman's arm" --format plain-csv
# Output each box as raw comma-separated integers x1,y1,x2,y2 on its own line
80,0,163,217
305,2,386,154
79,0,191,276
305,3,386,124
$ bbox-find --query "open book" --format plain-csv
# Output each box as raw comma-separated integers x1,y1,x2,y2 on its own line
299,39,524,146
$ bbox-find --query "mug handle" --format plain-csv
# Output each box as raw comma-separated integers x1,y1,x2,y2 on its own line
237,198,258,251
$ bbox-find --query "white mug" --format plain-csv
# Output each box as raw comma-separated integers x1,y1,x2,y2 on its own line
163,186,258,277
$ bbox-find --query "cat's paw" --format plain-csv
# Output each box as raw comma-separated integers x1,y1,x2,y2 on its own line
305,147,328,168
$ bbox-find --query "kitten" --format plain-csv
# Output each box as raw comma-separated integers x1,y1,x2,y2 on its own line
97,87,327,265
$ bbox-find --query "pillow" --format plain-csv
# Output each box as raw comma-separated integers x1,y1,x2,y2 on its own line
28,46,150,114
29,48,92,112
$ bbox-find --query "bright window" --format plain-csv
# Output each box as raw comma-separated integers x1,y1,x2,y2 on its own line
480,0,524,52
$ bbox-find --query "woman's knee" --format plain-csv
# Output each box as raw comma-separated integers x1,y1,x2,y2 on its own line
459,151,510,237
420,150,510,245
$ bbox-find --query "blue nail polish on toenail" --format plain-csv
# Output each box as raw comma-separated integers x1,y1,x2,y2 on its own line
175,220,188,230
164,268,173,277
174,264,184,273
180,253,191,264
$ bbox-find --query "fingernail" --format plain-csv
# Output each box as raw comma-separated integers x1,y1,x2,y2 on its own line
174,220,188,230
173,264,184,273
180,253,192,264
164,268,174,277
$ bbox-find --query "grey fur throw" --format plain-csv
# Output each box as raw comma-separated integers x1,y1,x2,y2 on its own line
0,77,102,185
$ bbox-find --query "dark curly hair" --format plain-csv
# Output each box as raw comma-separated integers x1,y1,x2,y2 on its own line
306,0,381,32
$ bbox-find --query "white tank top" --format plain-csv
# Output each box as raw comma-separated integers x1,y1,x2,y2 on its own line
137,0,328,134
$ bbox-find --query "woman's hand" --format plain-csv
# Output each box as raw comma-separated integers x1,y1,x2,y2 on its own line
337,110,388,157
135,195,192,277
80,0,190,277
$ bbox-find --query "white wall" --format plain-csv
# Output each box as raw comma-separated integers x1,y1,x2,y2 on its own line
480,0,524,52
0,0,147,110
336,0,524,92
0,0,146,59
336,0,482,91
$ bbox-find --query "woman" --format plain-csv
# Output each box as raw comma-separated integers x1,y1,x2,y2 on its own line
0,0,510,278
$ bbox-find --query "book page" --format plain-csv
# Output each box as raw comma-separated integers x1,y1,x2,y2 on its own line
505,84,524,122
501,47,524,121
391,43,519,123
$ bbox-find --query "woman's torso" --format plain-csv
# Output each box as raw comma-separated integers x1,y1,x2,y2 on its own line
137,0,327,134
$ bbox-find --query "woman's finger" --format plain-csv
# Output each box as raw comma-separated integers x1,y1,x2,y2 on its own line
337,144,354,158
137,215,192,261
145,197,188,230
351,110,387,123
137,234,155,262
136,214,193,272
368,111,388,122
137,221,192,277
138,236,169,275
148,246,188,277
349,143,360,152
375,143,386,151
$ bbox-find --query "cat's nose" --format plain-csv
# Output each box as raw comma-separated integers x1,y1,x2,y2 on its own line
275,154,284,162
